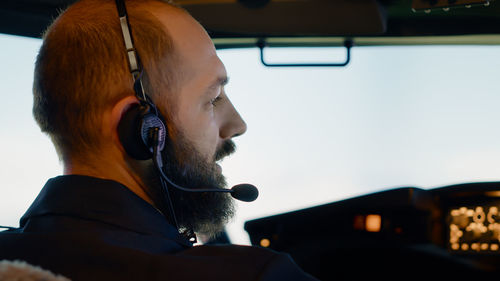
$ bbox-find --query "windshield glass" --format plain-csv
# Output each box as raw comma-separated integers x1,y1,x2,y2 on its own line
1,33,500,244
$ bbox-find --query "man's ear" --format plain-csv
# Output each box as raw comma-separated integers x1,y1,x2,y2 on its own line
104,95,140,148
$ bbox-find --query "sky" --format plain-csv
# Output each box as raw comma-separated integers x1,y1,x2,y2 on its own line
1,33,500,244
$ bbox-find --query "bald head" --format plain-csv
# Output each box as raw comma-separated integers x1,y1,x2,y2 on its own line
33,0,182,162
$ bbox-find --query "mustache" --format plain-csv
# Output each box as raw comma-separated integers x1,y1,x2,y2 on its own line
214,140,236,162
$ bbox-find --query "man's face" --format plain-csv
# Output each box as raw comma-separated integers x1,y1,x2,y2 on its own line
148,6,247,235
153,5,247,174
168,22,246,167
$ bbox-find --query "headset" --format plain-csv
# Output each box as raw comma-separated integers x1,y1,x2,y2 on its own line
114,0,166,161
114,0,185,239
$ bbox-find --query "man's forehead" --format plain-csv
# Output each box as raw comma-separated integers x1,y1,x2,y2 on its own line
148,3,216,57
147,3,223,85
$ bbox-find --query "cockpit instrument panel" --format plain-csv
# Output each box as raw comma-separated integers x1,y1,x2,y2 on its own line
448,204,500,253
245,182,500,279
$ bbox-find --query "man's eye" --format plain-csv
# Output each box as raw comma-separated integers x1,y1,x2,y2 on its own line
210,96,222,106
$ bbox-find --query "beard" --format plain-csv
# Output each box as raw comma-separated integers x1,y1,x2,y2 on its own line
144,132,236,238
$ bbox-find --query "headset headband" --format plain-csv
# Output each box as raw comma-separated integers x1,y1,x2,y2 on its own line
115,0,148,102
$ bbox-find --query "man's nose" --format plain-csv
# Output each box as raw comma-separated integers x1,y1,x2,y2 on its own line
219,99,247,140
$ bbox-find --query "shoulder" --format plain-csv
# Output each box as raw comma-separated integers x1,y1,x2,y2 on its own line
0,232,318,281
169,244,319,281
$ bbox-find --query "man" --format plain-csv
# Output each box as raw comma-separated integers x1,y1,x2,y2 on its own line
0,0,318,280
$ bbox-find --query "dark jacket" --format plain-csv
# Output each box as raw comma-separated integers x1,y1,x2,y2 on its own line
0,175,318,281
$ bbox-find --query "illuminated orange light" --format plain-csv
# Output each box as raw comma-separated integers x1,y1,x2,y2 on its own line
488,207,498,224
491,244,499,251
260,238,271,248
481,243,489,250
471,243,479,251
485,191,500,197
474,207,485,223
365,214,381,232
451,243,459,250
461,244,469,251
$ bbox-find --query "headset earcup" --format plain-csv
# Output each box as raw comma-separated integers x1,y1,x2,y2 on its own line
118,104,167,160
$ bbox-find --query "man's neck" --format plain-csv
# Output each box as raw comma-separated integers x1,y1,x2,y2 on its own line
63,156,156,207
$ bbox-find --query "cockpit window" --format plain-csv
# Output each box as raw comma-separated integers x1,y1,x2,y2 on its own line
1,33,500,244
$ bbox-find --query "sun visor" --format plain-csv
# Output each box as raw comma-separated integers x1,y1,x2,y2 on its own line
177,0,387,37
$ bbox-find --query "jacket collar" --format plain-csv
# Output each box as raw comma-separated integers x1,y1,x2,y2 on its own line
20,175,193,247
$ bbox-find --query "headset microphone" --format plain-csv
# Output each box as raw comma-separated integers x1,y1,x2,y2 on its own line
227,184,259,202
151,128,259,202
